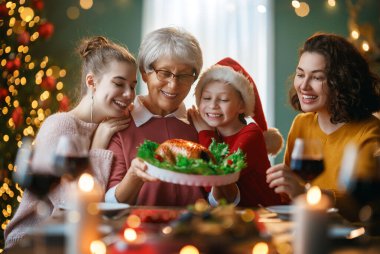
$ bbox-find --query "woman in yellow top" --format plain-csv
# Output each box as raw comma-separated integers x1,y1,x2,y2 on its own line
266,33,380,219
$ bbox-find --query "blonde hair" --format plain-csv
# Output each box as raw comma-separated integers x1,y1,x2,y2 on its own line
195,65,254,116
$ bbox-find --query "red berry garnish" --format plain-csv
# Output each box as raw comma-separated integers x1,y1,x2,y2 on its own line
227,159,233,165
154,154,163,162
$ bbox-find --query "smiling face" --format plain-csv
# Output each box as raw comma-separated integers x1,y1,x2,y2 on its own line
294,52,329,116
141,56,195,116
198,81,245,136
93,60,137,120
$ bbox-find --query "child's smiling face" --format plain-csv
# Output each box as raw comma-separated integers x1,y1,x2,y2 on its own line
198,81,245,136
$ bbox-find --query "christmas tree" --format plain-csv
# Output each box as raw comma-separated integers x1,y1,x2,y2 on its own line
0,0,69,249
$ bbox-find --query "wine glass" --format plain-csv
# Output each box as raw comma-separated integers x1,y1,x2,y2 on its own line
54,135,91,180
14,137,61,254
14,137,61,200
290,138,324,189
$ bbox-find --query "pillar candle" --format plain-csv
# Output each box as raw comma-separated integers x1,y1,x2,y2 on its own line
65,173,102,254
293,186,331,254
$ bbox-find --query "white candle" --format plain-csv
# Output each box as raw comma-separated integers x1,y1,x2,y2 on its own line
293,186,331,254
65,173,102,254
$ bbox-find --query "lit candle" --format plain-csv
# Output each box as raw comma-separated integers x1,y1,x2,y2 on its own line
293,186,331,254
65,173,102,254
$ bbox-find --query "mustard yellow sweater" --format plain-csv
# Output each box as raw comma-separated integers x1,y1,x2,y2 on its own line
284,112,380,200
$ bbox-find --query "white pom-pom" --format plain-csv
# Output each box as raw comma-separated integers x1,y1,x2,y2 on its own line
263,127,284,156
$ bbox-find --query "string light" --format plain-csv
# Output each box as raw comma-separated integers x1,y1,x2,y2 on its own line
292,0,300,8
327,0,336,7
362,41,370,51
351,30,359,40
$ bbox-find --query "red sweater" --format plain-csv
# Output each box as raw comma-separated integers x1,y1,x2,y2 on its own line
199,123,284,207
107,117,207,206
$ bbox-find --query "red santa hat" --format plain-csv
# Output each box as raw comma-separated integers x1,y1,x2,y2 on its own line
195,57,283,155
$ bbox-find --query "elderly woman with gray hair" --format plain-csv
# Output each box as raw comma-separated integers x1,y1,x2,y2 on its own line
105,27,239,206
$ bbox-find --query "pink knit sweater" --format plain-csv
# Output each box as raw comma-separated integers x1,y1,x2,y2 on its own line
4,112,114,249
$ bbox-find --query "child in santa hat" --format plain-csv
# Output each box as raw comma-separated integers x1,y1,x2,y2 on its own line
189,57,287,207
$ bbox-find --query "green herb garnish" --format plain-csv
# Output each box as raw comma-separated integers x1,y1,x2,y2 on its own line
137,139,246,175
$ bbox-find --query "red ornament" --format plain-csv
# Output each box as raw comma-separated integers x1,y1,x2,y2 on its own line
0,88,8,101
12,107,24,128
5,61,14,71
227,159,233,165
18,31,30,45
32,0,44,10
59,95,70,112
0,3,8,17
13,58,21,69
5,58,21,72
41,76,56,90
38,22,54,39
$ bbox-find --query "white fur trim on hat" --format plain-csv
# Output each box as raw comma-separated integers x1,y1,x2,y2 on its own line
194,65,254,116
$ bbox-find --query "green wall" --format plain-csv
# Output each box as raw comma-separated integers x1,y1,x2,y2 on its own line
42,0,143,100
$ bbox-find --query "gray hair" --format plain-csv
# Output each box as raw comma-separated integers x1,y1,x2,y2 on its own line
138,27,203,77
195,65,254,116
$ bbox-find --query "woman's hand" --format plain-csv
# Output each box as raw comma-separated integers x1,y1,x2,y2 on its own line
188,105,213,133
91,116,131,149
126,158,158,183
266,163,305,199
115,158,158,204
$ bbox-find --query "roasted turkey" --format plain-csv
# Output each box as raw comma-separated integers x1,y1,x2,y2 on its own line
155,139,216,164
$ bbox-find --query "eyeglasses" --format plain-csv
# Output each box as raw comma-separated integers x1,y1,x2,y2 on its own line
152,68,196,85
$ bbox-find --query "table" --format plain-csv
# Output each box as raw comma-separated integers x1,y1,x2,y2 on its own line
6,206,380,254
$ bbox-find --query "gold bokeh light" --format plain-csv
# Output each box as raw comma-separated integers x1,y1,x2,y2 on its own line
20,7,34,22
295,2,310,17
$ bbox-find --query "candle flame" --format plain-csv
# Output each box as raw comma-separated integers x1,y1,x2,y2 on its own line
78,173,94,192
306,186,322,205
179,245,200,254
124,228,137,242
89,240,106,254
252,242,269,254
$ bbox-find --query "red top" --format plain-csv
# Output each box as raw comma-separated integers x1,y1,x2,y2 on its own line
107,117,207,206
199,123,285,207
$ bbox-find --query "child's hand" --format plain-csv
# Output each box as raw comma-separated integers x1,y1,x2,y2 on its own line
188,105,213,133
91,116,131,149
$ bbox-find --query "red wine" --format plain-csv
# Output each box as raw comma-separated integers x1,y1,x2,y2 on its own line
54,155,90,179
26,173,61,198
291,158,324,182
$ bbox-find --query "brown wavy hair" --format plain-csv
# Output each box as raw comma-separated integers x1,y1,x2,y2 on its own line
77,36,137,97
289,33,380,123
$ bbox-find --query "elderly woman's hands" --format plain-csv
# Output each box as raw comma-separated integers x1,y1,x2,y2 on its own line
115,158,158,204
266,163,305,200
127,158,158,183
188,105,213,133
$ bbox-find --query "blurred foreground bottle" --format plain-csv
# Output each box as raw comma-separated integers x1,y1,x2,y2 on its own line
339,143,380,235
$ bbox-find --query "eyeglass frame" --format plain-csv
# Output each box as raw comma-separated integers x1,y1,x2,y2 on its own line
151,67,197,85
